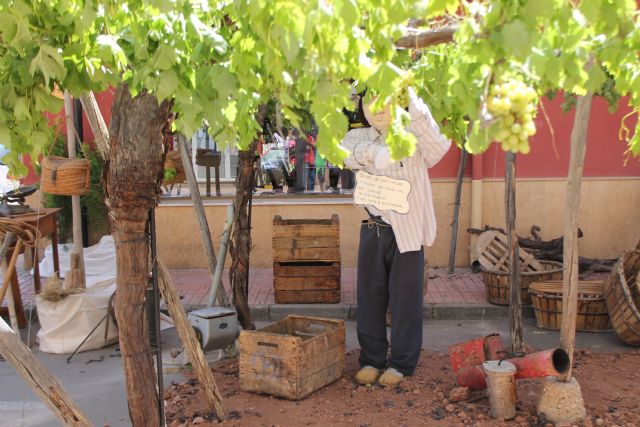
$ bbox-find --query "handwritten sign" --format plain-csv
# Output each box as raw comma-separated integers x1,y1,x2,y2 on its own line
354,171,411,214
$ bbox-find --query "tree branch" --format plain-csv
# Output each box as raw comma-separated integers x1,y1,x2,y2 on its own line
395,25,458,49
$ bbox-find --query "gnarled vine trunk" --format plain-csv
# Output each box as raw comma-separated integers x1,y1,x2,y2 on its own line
229,146,256,330
106,84,172,426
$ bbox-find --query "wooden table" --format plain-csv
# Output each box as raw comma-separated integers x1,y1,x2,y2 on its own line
2,208,60,328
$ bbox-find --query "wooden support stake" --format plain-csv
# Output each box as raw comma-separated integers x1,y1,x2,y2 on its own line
64,91,85,287
64,253,84,290
448,148,468,274
0,239,22,304
157,259,227,421
178,135,228,307
79,92,110,158
0,232,20,331
0,317,92,426
505,152,523,352
559,93,594,381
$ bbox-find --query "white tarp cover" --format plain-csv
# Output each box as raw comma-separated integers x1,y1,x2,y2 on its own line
36,235,119,354
36,278,118,354
38,234,117,279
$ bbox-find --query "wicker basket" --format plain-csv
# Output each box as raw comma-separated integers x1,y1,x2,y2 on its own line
195,149,221,167
162,151,186,186
481,260,563,306
40,156,90,196
603,250,640,345
529,280,611,332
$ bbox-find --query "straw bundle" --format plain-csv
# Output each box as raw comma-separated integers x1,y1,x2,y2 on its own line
38,276,85,302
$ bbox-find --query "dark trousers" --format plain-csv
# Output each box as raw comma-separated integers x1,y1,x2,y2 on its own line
357,220,424,376
329,167,340,188
340,169,355,189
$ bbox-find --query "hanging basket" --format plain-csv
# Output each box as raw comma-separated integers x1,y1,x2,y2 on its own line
40,156,90,196
195,148,221,167
480,260,563,306
162,151,186,186
603,250,640,345
529,280,611,332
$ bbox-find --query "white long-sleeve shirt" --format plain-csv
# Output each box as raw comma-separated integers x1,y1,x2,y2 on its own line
342,92,451,253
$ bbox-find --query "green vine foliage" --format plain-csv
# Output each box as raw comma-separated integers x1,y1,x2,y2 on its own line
40,137,108,243
0,0,639,176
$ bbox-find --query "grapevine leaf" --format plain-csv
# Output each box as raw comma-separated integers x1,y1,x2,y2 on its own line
29,44,67,85
0,125,11,147
499,20,531,58
96,35,128,68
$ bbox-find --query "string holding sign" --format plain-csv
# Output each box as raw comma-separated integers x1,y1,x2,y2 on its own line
353,171,412,215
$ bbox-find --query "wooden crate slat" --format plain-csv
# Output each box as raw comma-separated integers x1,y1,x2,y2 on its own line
273,247,340,262
274,276,340,291
273,262,340,278
273,224,339,239
274,290,341,304
476,230,543,273
272,237,340,250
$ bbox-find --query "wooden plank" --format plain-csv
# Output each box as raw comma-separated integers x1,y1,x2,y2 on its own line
0,317,92,426
273,247,340,262
272,237,339,250
273,215,338,227
560,93,593,381
79,92,110,157
274,262,340,278
273,224,339,239
239,328,301,400
274,290,341,304
157,259,226,420
238,330,300,360
298,361,344,399
506,151,523,353
274,276,340,291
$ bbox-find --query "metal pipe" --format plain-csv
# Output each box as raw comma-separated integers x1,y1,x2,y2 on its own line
207,204,234,308
448,334,505,373
455,348,571,390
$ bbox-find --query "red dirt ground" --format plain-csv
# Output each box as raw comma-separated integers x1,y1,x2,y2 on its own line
164,349,640,427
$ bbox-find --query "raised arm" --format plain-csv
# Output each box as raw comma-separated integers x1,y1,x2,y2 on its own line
341,127,389,170
407,88,451,168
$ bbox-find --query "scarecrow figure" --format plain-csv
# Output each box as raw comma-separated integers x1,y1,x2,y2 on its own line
342,88,451,386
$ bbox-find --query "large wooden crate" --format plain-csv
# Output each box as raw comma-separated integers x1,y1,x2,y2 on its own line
272,215,341,304
239,315,345,400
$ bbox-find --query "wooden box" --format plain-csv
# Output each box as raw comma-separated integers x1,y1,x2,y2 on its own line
272,215,341,304
239,315,345,400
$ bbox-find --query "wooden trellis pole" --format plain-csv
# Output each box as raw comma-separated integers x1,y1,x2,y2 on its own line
559,93,594,381
448,148,468,274
505,152,523,352
63,91,86,288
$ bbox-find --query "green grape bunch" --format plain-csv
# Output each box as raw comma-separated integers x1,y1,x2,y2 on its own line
394,71,415,110
487,79,538,154
163,168,178,180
